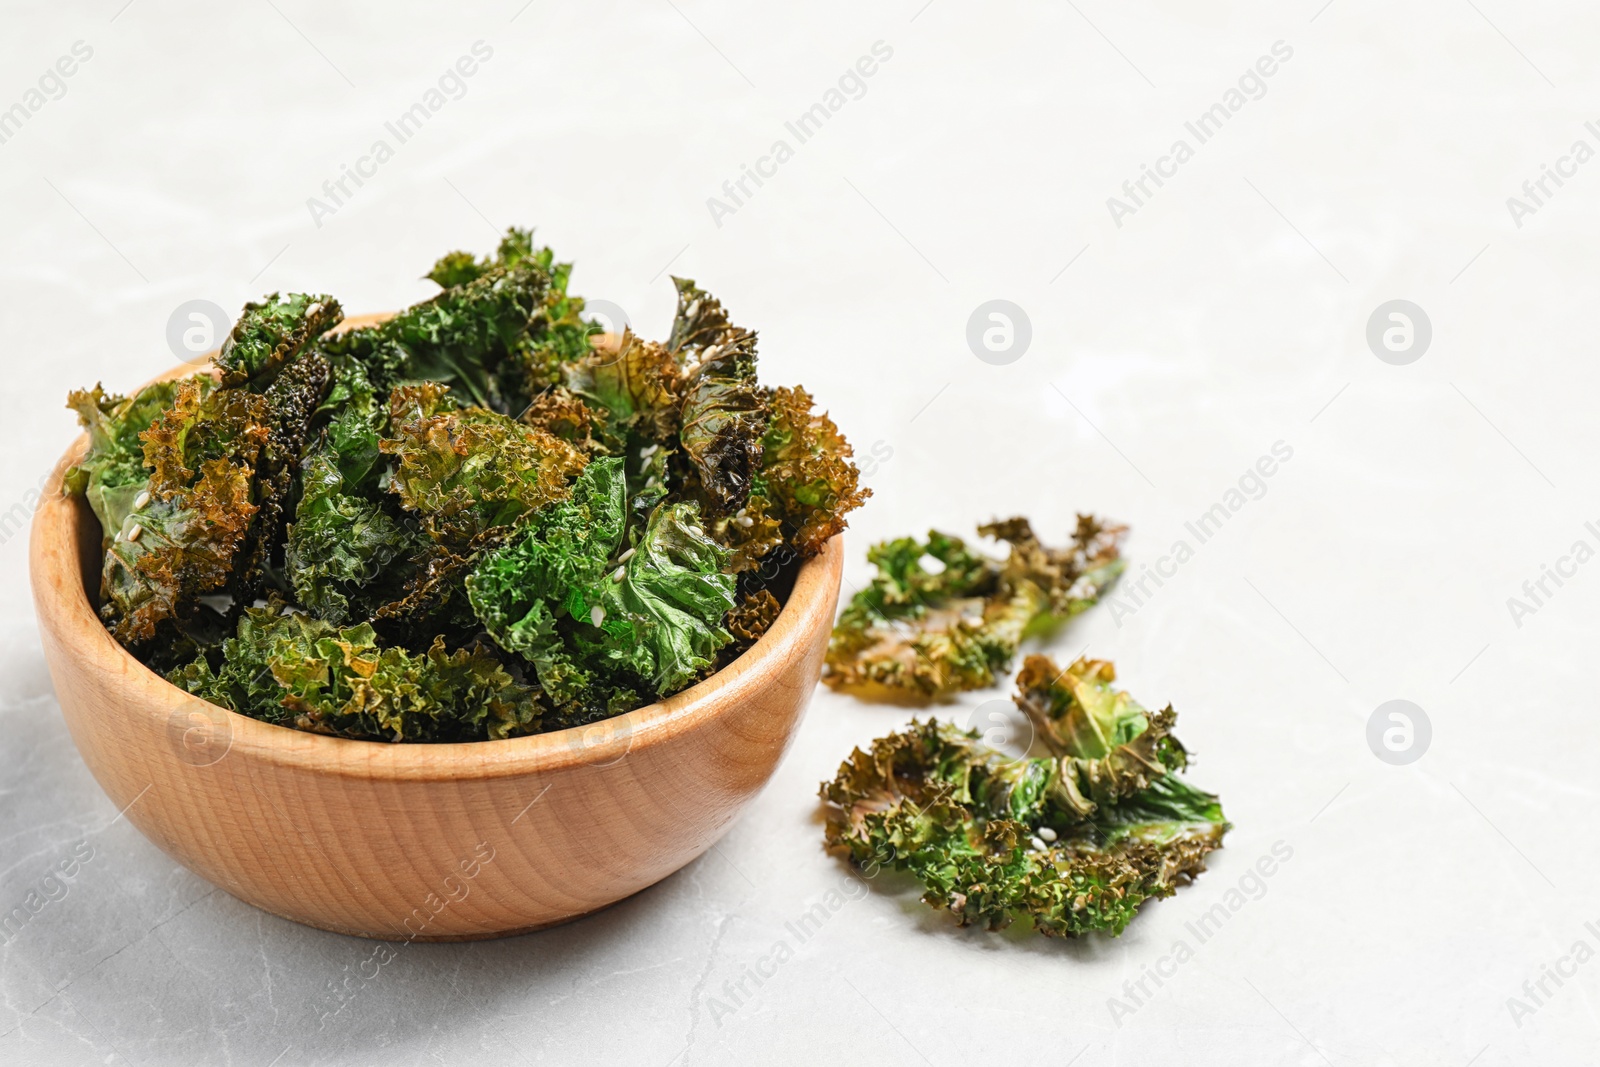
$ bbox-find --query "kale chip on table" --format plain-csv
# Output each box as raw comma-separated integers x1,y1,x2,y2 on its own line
820,654,1228,937
824,516,1125,701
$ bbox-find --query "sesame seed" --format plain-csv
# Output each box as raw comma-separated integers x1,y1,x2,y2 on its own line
1030,836,1047,852
1038,826,1058,843
127,523,144,543
736,516,754,529
590,606,605,628
616,547,636,564
133,490,151,511
611,567,625,583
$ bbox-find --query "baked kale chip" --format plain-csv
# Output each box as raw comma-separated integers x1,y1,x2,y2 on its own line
820,655,1227,937
69,375,271,645
215,293,342,389
670,278,768,516
824,516,1125,701
466,457,737,720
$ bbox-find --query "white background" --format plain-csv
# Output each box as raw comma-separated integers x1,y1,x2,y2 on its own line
2,1,1598,1064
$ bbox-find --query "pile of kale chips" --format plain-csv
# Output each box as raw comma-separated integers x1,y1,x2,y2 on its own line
65,229,867,742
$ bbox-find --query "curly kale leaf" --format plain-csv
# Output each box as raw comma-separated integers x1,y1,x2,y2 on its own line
670,279,767,515
327,259,551,413
425,251,484,290
235,349,333,602
391,261,549,412
979,515,1128,617
486,228,595,392
425,226,539,288
65,380,185,538
426,227,598,398
467,457,736,713
171,607,550,742
140,377,271,500
285,442,424,625
310,352,388,482
380,382,586,547
1014,654,1189,818
467,457,627,659
822,530,1011,701
599,499,737,694
522,252,598,390
215,293,342,389
666,275,735,358
98,461,257,645
721,385,868,564
820,686,1227,938
562,330,681,443
824,516,1126,701
283,354,424,624
727,587,780,647
466,457,629,714
520,385,604,456
88,377,272,644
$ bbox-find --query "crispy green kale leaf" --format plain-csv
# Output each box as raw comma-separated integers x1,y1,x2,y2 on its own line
666,275,734,356
371,382,587,634
724,385,868,565
388,261,548,412
727,588,780,648
170,607,550,742
87,377,272,644
824,516,1125,701
465,456,629,709
820,656,1226,937
140,377,270,499
601,499,738,694
425,226,539,288
670,278,768,516
315,354,387,490
426,227,599,398
1014,655,1187,817
425,250,482,291
235,348,334,602
98,463,254,645
215,293,342,389
327,259,551,413
380,382,586,547
563,330,681,443
284,355,426,625
65,380,185,538
466,457,737,717
285,444,424,625
520,385,605,455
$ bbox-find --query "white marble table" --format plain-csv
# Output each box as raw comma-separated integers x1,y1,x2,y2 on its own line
2,2,1596,1063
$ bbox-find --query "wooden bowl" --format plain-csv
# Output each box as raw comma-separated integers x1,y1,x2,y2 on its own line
28,342,843,941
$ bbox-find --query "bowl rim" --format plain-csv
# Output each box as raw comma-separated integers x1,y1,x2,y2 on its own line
30,332,844,782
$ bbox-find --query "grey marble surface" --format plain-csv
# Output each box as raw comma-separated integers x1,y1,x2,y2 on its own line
4,1,1600,1063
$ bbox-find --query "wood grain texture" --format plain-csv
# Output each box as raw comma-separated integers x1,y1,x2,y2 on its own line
29,344,843,941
